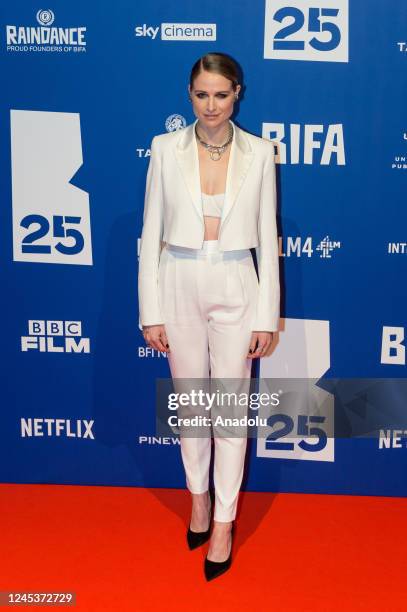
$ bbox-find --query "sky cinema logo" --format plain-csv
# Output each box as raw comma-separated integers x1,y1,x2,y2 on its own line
21,320,90,354
134,23,216,41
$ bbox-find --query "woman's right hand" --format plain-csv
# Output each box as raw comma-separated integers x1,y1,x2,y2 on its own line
142,324,170,353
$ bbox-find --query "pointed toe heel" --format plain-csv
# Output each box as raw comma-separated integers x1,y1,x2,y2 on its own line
187,524,211,550
204,523,234,581
187,496,213,551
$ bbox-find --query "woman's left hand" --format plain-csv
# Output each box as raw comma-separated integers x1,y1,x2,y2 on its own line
247,331,274,359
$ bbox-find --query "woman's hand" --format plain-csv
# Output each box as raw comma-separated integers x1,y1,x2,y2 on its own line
247,331,274,359
142,324,170,353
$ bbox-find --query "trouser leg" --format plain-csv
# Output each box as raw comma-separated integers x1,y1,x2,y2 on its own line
159,246,211,495
165,322,212,494
207,252,257,522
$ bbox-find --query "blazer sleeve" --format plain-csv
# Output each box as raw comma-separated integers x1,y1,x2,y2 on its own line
253,144,280,332
138,136,165,327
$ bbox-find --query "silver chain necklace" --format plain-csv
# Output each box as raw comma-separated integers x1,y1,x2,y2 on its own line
195,121,233,161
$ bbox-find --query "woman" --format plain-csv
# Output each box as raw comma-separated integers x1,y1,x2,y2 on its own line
138,52,280,581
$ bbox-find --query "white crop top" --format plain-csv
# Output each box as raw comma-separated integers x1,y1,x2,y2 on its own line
201,192,225,218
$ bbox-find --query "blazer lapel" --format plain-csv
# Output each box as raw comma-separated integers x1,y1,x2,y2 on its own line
173,118,254,229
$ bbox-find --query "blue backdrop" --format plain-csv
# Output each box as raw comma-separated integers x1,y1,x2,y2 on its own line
1,1,406,496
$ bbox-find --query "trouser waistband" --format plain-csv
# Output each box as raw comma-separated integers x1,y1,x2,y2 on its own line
164,240,251,259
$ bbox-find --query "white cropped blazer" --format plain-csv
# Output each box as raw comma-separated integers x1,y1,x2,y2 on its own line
138,118,280,332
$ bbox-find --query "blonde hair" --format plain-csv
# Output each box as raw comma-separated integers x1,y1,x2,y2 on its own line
189,52,241,91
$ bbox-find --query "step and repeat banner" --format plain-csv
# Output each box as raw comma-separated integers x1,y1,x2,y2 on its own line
1,1,406,496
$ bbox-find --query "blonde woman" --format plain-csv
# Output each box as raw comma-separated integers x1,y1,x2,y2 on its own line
138,52,280,580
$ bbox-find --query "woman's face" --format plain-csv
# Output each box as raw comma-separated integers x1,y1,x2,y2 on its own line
188,70,240,131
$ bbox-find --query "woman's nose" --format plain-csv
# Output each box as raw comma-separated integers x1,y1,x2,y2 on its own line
207,97,216,111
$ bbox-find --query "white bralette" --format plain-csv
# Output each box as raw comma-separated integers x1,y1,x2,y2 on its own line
201,192,225,218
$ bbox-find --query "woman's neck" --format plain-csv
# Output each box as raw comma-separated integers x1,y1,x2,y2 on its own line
196,119,231,146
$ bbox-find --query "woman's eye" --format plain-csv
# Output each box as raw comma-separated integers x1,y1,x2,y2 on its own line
195,93,229,99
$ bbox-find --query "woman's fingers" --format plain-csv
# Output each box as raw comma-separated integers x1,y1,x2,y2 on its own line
150,335,167,352
247,332,273,359
247,333,259,359
148,335,167,353
143,325,170,353
161,329,170,353
264,333,274,356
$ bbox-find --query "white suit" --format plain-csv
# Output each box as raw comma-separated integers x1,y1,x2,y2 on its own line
138,118,280,332
138,118,280,522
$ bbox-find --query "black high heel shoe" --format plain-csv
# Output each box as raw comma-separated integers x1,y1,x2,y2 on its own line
204,522,234,581
187,495,213,551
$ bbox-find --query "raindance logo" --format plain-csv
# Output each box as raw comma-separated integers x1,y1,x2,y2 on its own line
37,9,54,26
6,9,87,53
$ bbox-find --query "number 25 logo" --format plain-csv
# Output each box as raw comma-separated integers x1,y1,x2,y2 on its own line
21,215,84,255
11,109,93,265
264,0,349,63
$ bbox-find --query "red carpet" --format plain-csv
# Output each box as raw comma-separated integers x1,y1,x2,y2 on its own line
1,484,405,611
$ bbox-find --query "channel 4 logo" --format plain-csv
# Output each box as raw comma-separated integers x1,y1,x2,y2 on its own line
21,320,90,353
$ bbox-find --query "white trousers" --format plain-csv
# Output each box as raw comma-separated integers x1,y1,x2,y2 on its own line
158,239,259,522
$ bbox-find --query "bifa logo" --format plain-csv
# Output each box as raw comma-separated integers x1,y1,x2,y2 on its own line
381,327,405,365
21,320,90,354
10,110,93,265
378,430,407,449
262,122,345,165
6,9,87,53
134,23,216,41
264,0,348,62
21,418,95,439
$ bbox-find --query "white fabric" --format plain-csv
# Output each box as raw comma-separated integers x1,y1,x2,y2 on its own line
138,118,280,331
201,192,224,218
158,239,257,522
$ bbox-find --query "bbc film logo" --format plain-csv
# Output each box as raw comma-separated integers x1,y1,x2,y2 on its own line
21,320,90,353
